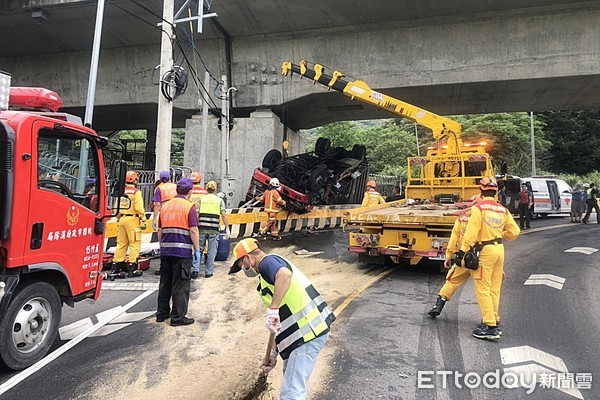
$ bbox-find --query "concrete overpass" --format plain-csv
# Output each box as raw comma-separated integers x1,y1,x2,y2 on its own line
1,0,599,203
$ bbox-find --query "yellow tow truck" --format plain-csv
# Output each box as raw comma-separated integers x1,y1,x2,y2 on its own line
282,60,494,266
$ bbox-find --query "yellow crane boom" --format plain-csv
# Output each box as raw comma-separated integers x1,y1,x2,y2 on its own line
282,60,463,154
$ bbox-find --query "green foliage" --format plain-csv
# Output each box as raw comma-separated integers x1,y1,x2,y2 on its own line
307,120,416,178
454,113,550,177
539,110,600,175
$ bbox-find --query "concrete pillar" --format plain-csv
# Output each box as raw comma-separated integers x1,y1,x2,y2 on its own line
183,110,305,208
183,113,221,185
144,128,157,170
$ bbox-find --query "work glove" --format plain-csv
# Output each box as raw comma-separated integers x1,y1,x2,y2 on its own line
140,221,147,230
152,219,158,231
224,228,231,240
452,250,465,267
265,308,282,334
193,250,201,270
260,348,278,375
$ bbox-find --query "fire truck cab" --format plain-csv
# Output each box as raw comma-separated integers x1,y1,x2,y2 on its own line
0,72,126,370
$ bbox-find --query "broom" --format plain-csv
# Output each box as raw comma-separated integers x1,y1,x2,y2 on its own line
235,333,276,400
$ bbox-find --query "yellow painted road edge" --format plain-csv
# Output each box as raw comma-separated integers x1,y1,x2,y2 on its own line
333,268,395,316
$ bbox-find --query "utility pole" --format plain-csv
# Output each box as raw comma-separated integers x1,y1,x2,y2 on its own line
530,111,537,176
78,0,105,193
155,0,175,174
221,75,228,179
155,0,217,174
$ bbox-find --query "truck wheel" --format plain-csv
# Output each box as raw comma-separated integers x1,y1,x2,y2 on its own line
308,165,329,192
0,282,61,370
350,144,366,160
315,137,331,156
262,149,283,171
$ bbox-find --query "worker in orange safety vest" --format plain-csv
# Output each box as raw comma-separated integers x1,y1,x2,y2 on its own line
257,177,286,240
189,171,208,205
113,171,147,277
361,180,386,207
454,177,520,341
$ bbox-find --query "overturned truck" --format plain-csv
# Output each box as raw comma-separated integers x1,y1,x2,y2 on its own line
244,138,369,213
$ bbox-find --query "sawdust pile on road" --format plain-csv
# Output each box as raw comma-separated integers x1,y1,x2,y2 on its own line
86,239,377,400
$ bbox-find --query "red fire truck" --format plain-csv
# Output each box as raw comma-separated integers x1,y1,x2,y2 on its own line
0,72,126,370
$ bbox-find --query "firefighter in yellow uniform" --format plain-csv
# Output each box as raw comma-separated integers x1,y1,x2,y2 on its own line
113,171,147,277
361,180,386,207
456,177,520,340
428,197,483,317
189,171,207,205
258,178,286,240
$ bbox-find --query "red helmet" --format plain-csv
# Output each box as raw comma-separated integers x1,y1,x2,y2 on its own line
190,172,202,184
479,177,498,192
126,171,138,183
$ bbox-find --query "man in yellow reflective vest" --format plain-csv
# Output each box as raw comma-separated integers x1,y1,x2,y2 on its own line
454,177,520,340
361,180,386,207
113,171,147,277
258,177,286,240
194,180,229,278
229,238,335,400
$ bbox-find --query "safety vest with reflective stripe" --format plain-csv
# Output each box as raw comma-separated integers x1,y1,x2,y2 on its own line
160,197,195,257
361,189,385,207
198,193,221,232
117,185,145,218
158,182,177,203
190,184,207,205
260,189,285,213
445,213,469,260
258,255,335,360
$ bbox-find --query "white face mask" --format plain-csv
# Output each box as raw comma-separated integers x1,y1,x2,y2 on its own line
242,257,259,278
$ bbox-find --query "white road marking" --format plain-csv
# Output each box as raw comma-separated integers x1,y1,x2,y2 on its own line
90,323,132,337
500,346,583,399
564,247,598,255
58,318,94,341
102,282,159,291
524,274,565,290
111,311,155,324
96,306,123,323
0,289,156,397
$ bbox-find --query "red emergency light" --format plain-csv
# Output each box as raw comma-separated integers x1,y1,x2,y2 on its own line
9,87,64,112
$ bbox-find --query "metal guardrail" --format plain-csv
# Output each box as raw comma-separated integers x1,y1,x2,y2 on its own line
369,174,402,198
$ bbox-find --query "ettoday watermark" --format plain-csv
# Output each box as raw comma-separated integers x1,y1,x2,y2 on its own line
417,370,592,394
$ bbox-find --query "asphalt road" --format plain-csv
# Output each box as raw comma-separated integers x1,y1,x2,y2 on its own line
0,215,598,399
317,216,600,400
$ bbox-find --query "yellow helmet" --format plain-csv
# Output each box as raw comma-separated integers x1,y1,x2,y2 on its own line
206,181,218,191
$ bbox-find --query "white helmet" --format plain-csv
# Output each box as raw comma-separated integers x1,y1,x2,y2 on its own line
269,177,281,188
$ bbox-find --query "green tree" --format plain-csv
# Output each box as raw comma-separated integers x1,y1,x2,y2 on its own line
454,113,550,177
539,110,600,175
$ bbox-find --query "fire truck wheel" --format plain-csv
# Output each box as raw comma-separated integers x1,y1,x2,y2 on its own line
0,282,61,371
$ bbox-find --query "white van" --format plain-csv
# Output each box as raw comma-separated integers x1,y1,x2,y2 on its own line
523,177,572,217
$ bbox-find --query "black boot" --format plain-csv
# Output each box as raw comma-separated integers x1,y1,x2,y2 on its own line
428,295,447,318
113,261,127,273
127,262,142,278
